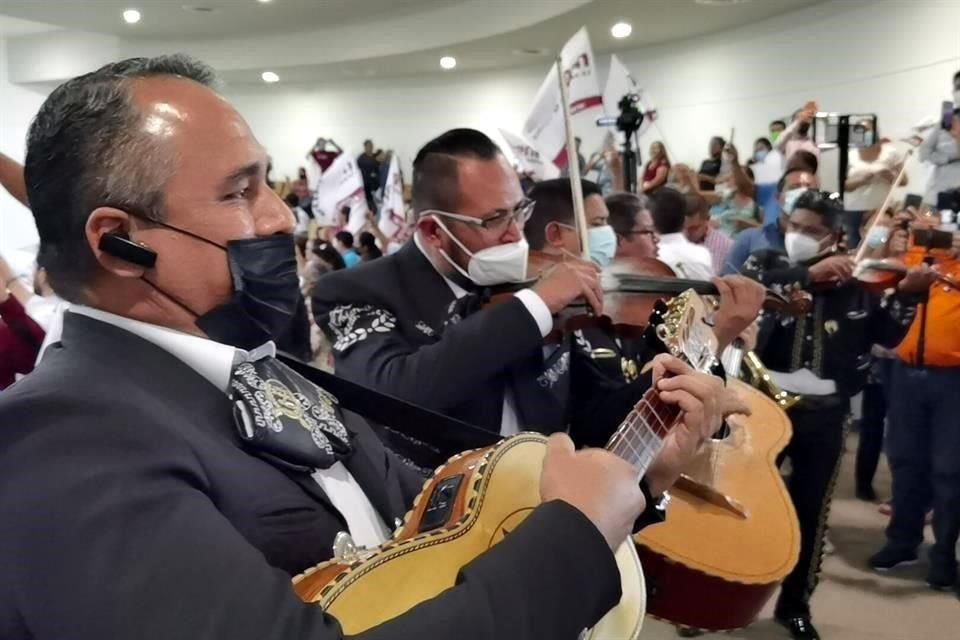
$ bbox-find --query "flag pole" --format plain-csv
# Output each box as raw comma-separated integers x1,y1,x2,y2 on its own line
556,58,590,261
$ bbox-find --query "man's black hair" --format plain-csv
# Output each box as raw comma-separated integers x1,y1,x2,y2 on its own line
606,193,651,238
25,54,217,303
791,189,843,231
650,187,687,235
335,230,355,248
411,128,503,215
525,179,603,250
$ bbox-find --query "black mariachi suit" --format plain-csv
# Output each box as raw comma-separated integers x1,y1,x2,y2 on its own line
0,313,623,640
741,249,921,618
310,241,656,458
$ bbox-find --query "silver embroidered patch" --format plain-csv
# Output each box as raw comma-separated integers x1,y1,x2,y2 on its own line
230,362,349,458
573,329,592,353
416,321,436,337
537,352,571,388
328,304,398,352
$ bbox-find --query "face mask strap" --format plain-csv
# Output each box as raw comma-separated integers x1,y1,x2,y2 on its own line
139,274,203,318
124,209,228,252
430,216,477,281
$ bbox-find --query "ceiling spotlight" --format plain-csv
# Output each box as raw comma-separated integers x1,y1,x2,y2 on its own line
611,22,632,39
123,9,142,24
257,0,273,4
261,71,280,83
440,56,457,70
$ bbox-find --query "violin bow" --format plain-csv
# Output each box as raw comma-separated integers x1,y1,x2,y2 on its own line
853,146,915,263
555,57,591,262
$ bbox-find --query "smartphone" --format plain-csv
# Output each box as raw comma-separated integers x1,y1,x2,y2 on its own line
943,101,955,130
813,113,877,148
904,194,923,210
913,228,954,250
937,190,960,213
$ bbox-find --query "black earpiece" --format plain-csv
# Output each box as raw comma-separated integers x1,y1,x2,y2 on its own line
98,232,158,269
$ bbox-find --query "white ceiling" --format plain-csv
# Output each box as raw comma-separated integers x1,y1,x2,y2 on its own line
0,0,457,39
0,0,826,85
0,13,58,37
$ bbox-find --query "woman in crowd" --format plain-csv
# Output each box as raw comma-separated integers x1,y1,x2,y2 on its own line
641,141,671,194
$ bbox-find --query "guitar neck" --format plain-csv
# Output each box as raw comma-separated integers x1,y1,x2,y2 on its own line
605,387,681,476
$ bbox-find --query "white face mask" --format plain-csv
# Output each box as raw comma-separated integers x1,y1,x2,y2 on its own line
433,217,528,285
782,187,808,215
785,231,824,263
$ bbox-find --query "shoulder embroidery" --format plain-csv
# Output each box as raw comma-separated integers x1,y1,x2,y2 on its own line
327,304,398,352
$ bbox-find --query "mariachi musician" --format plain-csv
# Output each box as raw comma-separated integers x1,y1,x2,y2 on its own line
740,188,936,640
2,58,731,640
520,178,766,445
313,129,759,459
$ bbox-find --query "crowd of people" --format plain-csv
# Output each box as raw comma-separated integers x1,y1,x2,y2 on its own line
0,54,958,640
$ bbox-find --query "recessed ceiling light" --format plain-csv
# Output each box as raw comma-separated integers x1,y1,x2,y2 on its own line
123,9,141,24
695,0,752,5
440,56,457,70
261,71,280,83
257,0,273,4
611,22,632,39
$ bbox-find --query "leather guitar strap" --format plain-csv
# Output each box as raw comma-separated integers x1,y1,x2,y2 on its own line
279,353,500,460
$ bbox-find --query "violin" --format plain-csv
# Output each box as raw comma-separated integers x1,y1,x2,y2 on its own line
489,252,811,342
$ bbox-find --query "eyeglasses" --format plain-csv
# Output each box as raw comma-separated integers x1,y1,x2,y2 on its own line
424,199,536,234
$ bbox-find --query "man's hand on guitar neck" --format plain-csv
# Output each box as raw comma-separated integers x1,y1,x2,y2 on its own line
710,276,765,352
644,355,750,496
541,433,646,550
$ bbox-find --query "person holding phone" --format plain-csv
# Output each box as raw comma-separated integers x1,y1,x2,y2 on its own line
919,107,960,206
844,121,907,248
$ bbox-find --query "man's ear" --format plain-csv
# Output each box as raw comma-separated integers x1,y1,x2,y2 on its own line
86,207,151,278
417,216,444,248
544,222,567,248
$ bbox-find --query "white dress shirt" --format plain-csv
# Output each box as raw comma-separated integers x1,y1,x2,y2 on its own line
68,305,390,548
413,233,552,436
657,233,715,281
845,144,904,212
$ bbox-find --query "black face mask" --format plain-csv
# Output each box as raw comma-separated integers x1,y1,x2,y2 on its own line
134,217,301,350
194,235,301,350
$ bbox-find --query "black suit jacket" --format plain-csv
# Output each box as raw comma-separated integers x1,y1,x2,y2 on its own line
312,241,655,453
0,313,621,640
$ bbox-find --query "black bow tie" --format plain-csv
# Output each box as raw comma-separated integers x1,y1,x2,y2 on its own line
230,356,352,471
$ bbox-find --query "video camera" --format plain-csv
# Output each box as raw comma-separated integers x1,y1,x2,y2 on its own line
595,94,646,193
596,94,646,137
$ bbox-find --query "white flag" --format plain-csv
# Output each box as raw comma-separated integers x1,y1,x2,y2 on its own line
312,154,369,234
603,54,658,136
378,153,407,243
522,27,603,169
498,129,552,180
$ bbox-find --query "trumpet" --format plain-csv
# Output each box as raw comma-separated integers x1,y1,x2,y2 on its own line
741,350,802,411
721,340,801,411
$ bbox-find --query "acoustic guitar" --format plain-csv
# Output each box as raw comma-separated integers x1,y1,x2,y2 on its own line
634,378,800,632
292,291,721,638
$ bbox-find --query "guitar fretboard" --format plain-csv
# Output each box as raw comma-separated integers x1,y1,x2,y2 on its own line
606,387,681,476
